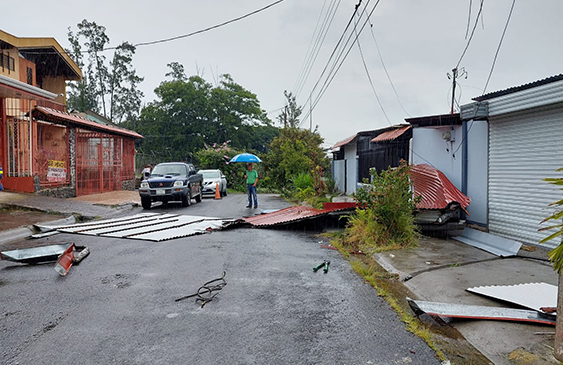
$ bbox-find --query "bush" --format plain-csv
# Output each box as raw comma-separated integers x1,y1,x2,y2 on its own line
344,161,419,251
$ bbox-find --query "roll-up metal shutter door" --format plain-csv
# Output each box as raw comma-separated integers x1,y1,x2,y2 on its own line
488,103,563,248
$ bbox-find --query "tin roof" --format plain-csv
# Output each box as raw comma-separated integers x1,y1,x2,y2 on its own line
405,113,461,127
244,203,356,227
332,134,358,149
33,106,143,139
371,125,411,142
473,74,563,102
409,164,471,210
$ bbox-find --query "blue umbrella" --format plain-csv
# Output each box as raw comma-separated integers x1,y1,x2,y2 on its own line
229,153,263,163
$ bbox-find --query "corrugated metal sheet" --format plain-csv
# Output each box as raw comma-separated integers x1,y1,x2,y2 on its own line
39,213,240,242
488,104,563,248
466,282,557,314
408,298,555,326
409,164,471,210
244,204,356,227
332,134,357,149
454,228,522,257
474,74,563,102
33,106,143,139
371,126,411,142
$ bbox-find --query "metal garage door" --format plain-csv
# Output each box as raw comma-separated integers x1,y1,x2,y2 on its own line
488,103,563,248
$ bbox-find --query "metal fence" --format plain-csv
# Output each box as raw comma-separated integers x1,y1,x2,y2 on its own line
76,129,135,196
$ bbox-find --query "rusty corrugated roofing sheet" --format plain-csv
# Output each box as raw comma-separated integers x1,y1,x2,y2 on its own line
409,164,471,210
332,134,357,149
371,126,411,142
33,106,144,139
245,203,356,227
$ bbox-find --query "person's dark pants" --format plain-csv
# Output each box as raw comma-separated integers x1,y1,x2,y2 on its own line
247,184,257,207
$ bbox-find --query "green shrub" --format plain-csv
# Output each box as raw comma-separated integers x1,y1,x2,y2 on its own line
344,161,419,251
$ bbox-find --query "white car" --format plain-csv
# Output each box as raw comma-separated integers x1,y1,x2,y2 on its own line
199,169,227,197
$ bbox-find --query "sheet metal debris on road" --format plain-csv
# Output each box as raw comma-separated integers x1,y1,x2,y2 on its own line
244,202,356,227
466,282,557,315
407,298,556,326
35,213,242,242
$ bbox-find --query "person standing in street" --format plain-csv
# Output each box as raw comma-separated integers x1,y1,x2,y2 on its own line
244,163,258,208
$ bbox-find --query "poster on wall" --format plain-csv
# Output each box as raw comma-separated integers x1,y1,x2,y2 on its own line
47,160,67,182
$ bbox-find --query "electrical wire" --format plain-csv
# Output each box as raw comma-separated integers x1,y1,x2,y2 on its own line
482,0,516,94
301,0,383,123
352,11,392,125
366,19,411,117
465,0,473,39
456,0,484,68
23,0,288,56
293,0,342,99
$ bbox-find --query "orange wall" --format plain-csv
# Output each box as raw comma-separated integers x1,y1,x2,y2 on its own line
41,76,66,104
18,57,36,86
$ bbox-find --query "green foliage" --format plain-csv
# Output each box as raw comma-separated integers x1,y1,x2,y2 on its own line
277,91,302,128
264,127,329,189
66,19,144,123
193,142,247,191
539,167,563,273
344,162,419,251
134,68,278,166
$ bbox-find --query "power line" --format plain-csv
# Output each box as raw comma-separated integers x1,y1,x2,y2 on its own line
23,0,288,56
482,0,516,94
302,0,382,123
293,0,342,99
465,0,473,39
456,0,484,68
366,19,411,117
353,11,392,125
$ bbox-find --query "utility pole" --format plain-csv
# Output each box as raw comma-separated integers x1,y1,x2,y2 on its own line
447,67,467,114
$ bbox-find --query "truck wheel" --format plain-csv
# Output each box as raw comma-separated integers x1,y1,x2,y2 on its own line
182,190,191,207
195,186,202,203
222,188,227,197
141,197,151,210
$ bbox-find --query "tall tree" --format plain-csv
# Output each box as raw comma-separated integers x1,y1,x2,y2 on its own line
277,90,302,128
66,19,144,123
135,64,276,163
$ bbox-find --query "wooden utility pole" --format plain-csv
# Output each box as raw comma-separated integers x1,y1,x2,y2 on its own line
450,68,457,114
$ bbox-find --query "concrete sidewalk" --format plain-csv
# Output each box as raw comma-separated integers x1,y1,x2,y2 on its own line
373,235,559,364
0,190,140,246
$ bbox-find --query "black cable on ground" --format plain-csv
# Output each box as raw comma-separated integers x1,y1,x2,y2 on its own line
175,271,227,307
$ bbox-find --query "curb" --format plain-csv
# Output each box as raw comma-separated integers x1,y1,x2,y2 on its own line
0,215,77,248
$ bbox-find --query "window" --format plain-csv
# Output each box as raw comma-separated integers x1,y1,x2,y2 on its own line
26,67,33,85
0,52,15,73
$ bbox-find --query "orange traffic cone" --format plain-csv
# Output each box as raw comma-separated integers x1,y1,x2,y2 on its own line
215,182,221,200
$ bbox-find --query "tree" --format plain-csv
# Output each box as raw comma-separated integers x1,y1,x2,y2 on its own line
66,19,144,123
134,64,277,164
264,127,329,189
539,168,563,361
277,90,302,128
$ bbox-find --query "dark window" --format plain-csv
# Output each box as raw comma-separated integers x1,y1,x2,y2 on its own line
26,67,33,85
0,52,15,73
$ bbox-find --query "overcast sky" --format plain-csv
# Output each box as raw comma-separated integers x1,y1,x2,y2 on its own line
2,0,562,147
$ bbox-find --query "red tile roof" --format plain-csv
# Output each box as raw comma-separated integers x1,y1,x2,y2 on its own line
409,164,471,210
33,106,143,139
371,126,411,142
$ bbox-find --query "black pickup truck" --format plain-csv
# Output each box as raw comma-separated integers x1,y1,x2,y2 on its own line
139,162,203,209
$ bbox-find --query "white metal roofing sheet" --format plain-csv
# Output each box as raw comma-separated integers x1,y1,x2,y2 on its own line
466,282,557,313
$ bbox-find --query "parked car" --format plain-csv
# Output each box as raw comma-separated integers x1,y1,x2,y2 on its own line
138,162,203,209
199,169,227,197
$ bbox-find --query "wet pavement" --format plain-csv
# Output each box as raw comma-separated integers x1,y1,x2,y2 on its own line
373,236,559,364
0,191,441,364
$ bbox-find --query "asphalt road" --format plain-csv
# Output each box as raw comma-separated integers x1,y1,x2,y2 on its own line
0,193,440,364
